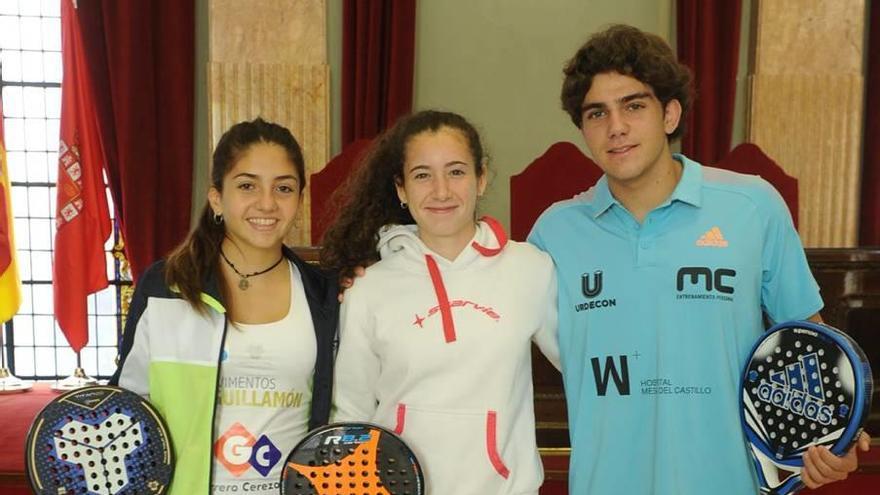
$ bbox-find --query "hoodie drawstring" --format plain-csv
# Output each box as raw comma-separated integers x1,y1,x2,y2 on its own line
425,254,456,343
423,216,508,344
471,216,508,256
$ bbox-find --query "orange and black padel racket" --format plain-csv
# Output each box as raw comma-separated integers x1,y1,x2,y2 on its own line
280,422,424,495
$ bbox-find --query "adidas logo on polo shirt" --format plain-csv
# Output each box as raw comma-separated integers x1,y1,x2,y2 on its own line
696,226,728,247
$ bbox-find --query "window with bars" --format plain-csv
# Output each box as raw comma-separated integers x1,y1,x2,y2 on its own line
1,0,128,380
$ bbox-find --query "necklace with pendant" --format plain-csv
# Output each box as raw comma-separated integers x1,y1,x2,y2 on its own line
219,250,285,290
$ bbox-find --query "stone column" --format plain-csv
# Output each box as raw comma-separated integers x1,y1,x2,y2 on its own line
747,0,865,247
209,0,329,246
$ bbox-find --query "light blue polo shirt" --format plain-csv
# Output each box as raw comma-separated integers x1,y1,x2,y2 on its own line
528,154,823,495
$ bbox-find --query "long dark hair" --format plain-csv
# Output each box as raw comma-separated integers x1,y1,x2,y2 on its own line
320,110,485,279
164,117,305,311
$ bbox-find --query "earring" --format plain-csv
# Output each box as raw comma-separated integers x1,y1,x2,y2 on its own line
400,201,407,209
213,212,223,225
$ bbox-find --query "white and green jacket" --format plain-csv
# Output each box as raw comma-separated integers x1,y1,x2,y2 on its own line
110,247,339,494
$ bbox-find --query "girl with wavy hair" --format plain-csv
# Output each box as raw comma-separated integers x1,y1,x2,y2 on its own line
322,110,558,495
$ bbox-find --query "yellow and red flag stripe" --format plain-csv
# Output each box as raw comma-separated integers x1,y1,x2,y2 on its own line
0,98,22,324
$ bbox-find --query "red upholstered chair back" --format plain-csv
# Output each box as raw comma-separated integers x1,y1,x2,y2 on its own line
509,142,603,241
309,139,372,245
714,143,799,229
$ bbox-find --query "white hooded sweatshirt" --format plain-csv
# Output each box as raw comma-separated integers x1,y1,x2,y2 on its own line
333,217,559,495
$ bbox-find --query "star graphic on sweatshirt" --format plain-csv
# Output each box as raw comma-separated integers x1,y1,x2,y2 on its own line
412,313,425,328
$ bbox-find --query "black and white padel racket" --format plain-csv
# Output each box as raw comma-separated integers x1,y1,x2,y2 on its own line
280,422,424,495
26,385,174,495
741,320,873,494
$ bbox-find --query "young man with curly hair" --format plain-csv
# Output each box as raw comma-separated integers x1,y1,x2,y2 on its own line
528,24,869,494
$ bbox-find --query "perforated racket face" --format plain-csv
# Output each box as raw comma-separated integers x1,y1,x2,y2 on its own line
742,322,872,466
280,422,423,495
25,385,174,495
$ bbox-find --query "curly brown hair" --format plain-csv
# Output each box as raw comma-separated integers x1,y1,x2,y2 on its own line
561,24,693,140
320,110,486,279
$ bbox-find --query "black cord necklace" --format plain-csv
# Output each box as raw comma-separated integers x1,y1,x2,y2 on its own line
219,250,285,290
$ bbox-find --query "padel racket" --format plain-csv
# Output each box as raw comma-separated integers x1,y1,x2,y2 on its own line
280,422,424,495
741,320,873,494
26,385,174,495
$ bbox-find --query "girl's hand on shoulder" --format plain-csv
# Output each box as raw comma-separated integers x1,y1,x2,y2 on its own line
338,266,366,302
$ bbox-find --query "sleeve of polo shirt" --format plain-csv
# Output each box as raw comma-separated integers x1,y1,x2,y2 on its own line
526,215,547,251
759,181,824,323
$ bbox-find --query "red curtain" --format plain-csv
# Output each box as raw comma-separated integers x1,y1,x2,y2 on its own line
74,0,194,280
676,0,742,165
342,0,416,147
861,4,880,246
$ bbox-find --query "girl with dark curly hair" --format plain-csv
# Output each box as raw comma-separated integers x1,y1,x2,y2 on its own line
322,110,559,495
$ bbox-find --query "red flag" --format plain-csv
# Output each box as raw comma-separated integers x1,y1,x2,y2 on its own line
54,0,111,353
0,98,22,324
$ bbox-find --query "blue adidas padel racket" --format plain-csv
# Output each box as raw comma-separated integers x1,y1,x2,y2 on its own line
280,422,424,495
25,385,174,495
741,321,872,494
